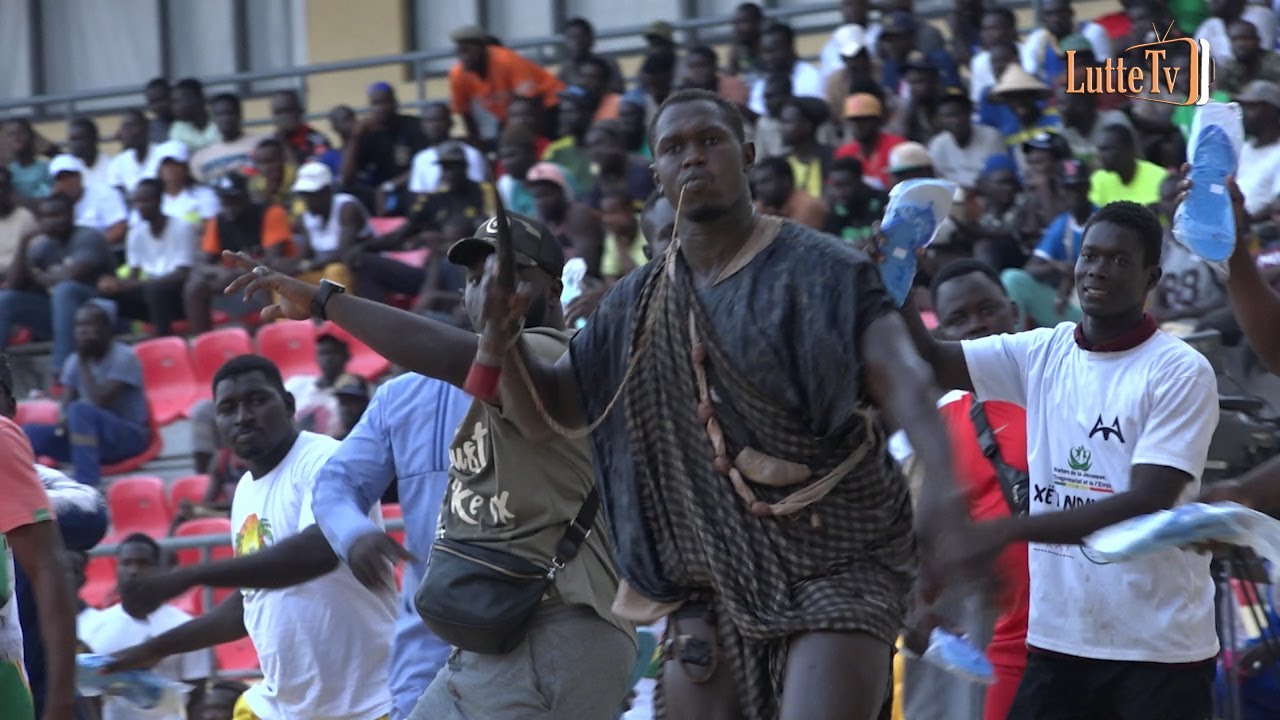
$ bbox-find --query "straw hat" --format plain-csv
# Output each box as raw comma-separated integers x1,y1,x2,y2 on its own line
990,63,1051,98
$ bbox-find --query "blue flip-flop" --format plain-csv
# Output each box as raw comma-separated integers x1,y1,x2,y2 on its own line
1173,102,1243,263
877,179,957,306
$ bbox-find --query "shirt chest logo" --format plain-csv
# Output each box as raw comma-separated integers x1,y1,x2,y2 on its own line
1088,414,1125,444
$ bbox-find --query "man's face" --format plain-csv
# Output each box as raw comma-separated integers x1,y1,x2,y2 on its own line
883,31,914,61
52,172,83,201
601,196,637,236
463,259,554,331
586,127,625,169
369,88,397,126
498,141,536,180
642,69,673,101
841,0,868,24
119,113,147,150
1075,221,1159,318
618,102,645,141
507,100,539,133
300,187,332,218
983,168,1019,205
763,80,791,118
849,116,882,145
254,144,285,185
578,62,608,99
779,104,812,147
1095,130,1132,172
640,195,676,259
132,183,162,222
827,169,862,207
565,24,592,59
315,338,348,381
442,161,469,189
39,198,73,238
651,99,752,223
329,106,356,141
936,101,971,139
1242,101,1278,137
980,14,1013,48
905,69,938,102
1058,88,1096,127
117,542,158,587
212,99,242,139
684,53,717,89
146,85,172,121
935,272,1018,340
844,51,873,80
73,305,111,357
68,123,95,160
422,106,451,144
1003,92,1041,124
1043,0,1074,37
751,166,791,208
990,44,1018,79
529,181,567,220
1229,21,1261,63
270,93,303,136
760,32,792,73
5,122,33,156
559,99,589,138
214,371,295,461
457,41,487,73
1025,148,1056,184
733,8,762,44
159,158,187,188
172,88,202,122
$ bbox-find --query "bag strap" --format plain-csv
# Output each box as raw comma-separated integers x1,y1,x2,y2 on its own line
549,487,599,576
968,399,1030,517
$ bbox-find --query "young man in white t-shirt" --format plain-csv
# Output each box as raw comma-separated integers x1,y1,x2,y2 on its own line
81,533,211,720
105,355,396,720
902,201,1221,719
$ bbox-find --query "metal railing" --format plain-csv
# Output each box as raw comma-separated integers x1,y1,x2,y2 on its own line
87,517,405,681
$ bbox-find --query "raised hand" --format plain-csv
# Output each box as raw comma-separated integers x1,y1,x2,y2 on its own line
347,531,416,594
221,251,316,322
476,193,533,349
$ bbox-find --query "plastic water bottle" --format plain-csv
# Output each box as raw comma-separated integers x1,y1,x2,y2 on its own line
1173,102,1243,263
560,258,588,330
76,654,191,711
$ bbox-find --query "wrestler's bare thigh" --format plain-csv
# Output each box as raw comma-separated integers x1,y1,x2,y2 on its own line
780,631,892,720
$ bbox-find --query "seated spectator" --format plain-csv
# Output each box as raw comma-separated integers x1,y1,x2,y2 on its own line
98,179,196,336
680,45,750,108
727,1,766,81
835,93,907,190
1236,80,1280,222
1089,124,1165,207
0,194,114,374
820,18,867,82
747,23,824,118
145,78,174,144
495,125,540,217
584,121,655,210
558,17,625,93
167,78,220,153
1001,158,1092,328
543,90,596,197
526,162,603,277
973,42,1024,131
780,97,834,199
887,51,947,143
1149,174,1226,325
247,138,301,220
6,119,51,201
1218,20,1280,94
341,83,431,217
106,110,160,197
868,0,949,57
67,119,112,191
504,95,553,159
292,161,370,289
285,328,348,437
185,173,293,333
23,302,150,486
599,189,646,283
154,141,219,230
625,51,677,127
331,373,371,441
616,99,651,159
643,20,678,59
1056,86,1134,167
1020,132,1075,240
191,94,267,186
968,7,1022,104
318,104,356,176
823,27,881,129
1195,0,1276,62
576,56,624,122
751,156,829,230
985,65,1062,162
187,398,244,514
269,89,332,165
1020,0,1112,85
80,532,211,720
449,25,564,149
751,74,795,160
408,102,488,196
875,12,961,100
928,87,1008,189
48,155,127,245
0,167,38,277
824,156,889,247
964,154,1031,271
411,217,473,325
885,141,936,187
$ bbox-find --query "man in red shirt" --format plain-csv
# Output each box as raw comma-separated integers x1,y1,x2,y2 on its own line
902,258,1030,720
449,25,565,151
835,93,906,190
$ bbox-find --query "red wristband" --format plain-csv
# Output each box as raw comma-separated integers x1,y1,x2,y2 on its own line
464,361,502,402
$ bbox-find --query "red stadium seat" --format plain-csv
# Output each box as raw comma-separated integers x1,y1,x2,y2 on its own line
190,328,255,404
172,518,234,568
80,555,117,610
368,217,407,236
256,320,320,381
167,474,212,515
134,337,199,426
214,636,260,672
14,400,60,426
383,248,429,267
101,413,164,477
8,327,32,345
105,475,169,539
317,322,390,381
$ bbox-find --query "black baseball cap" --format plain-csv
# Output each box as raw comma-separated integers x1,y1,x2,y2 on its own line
213,172,250,197
447,212,565,278
332,373,371,400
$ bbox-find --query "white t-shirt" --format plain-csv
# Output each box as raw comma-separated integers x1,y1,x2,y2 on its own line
1237,139,1280,216
75,182,128,233
161,186,219,228
927,124,1010,189
962,324,1220,663
748,61,824,116
82,153,115,192
230,431,395,720
408,144,489,194
81,603,212,720
107,148,162,195
1156,237,1227,320
284,376,341,437
300,193,370,254
125,217,199,278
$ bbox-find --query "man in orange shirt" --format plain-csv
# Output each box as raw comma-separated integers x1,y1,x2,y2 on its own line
450,25,564,151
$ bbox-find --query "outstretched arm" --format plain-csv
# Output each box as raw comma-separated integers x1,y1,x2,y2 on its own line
103,592,247,673
1203,454,1280,513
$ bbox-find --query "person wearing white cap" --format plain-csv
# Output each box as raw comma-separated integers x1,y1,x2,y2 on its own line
153,140,219,229
292,161,370,290
49,154,127,245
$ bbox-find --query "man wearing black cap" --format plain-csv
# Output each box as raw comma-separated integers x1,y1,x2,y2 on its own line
887,51,946,143
330,372,371,440
224,212,636,719
877,12,960,100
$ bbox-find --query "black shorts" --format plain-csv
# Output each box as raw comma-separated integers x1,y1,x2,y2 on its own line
1007,650,1215,720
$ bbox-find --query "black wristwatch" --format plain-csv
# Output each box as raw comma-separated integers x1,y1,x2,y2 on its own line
312,279,346,320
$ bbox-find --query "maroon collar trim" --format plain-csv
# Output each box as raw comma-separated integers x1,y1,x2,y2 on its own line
1073,314,1158,352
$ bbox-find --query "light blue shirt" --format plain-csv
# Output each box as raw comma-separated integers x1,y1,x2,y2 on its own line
312,373,472,719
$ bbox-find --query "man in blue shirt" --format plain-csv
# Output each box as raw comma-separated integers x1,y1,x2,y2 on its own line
1000,159,1093,329
311,373,471,720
